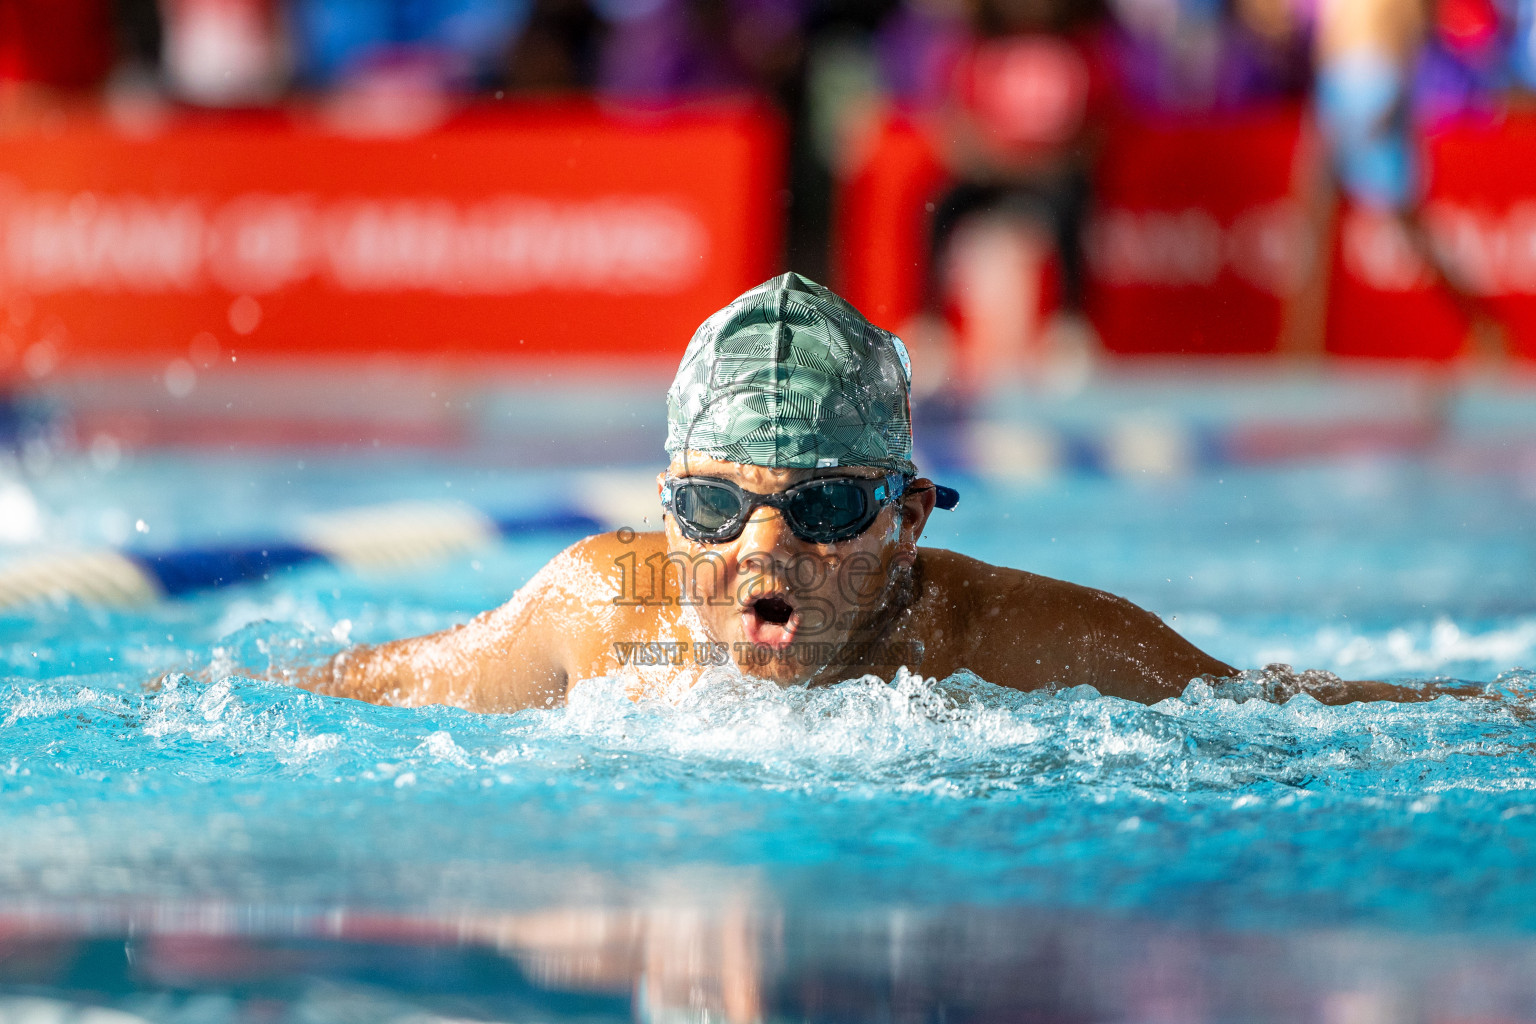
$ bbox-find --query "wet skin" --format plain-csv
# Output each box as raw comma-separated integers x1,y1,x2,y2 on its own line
304,457,1431,712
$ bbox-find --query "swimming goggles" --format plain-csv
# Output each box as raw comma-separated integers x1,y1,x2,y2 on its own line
661,474,959,545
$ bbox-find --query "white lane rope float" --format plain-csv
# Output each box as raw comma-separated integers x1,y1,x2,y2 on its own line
0,493,637,610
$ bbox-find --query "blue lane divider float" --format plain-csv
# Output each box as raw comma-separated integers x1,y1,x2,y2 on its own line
134,509,603,597
138,544,322,597
0,503,605,610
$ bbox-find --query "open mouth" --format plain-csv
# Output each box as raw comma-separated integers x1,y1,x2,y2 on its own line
754,595,794,625
741,592,799,649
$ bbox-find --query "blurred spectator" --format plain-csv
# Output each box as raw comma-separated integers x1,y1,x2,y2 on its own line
1283,0,1512,358
591,0,804,98
1107,0,1222,109
1106,0,1309,112
161,0,286,104
793,0,903,276
1281,0,1423,358
115,0,166,74
1314,0,1422,210
1517,0,1536,90
875,0,967,106
592,0,749,95
1415,0,1511,127
590,0,813,270
15,0,1536,317
506,0,600,89
904,0,1110,391
1226,0,1311,102
289,0,529,91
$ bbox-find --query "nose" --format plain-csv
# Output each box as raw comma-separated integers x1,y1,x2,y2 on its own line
733,504,798,567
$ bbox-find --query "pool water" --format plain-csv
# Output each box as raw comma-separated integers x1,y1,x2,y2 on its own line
4,447,1536,1022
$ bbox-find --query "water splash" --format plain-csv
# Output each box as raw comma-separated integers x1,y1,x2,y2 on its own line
4,663,1536,931
6,664,1535,799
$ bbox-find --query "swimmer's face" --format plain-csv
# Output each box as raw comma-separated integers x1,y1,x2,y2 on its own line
658,454,936,686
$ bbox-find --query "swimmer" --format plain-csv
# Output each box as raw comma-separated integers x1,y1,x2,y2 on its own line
303,274,1433,710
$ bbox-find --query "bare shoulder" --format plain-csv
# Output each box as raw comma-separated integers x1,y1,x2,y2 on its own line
533,530,668,599
488,530,660,629
913,547,1235,702
914,546,1126,648
494,530,669,675
916,546,1110,614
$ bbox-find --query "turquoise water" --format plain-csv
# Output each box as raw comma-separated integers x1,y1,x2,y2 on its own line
5,451,1536,1020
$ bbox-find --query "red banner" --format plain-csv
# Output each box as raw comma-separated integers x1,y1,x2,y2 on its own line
833,114,949,332
1327,116,1536,360
1086,108,1303,355
834,107,1307,355
835,106,1536,361
0,101,783,376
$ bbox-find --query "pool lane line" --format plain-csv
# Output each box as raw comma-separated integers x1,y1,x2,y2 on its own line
0,504,603,610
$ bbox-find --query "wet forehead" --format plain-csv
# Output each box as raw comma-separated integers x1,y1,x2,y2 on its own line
668,454,886,488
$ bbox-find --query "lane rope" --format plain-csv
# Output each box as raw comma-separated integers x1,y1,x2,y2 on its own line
0,502,608,610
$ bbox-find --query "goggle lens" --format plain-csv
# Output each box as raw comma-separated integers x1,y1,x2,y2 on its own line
672,479,743,536
785,481,869,540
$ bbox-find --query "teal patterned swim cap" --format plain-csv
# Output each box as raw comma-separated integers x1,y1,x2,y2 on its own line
665,273,916,475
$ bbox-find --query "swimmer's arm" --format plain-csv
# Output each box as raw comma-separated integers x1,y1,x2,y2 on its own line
1231,672,1491,706
296,562,573,713
302,603,566,713
1084,596,1488,705
963,571,1233,702
1080,591,1237,703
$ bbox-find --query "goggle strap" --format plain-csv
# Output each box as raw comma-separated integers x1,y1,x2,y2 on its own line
899,480,961,511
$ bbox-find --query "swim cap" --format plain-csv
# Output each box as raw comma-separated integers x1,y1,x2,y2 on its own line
666,273,916,475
